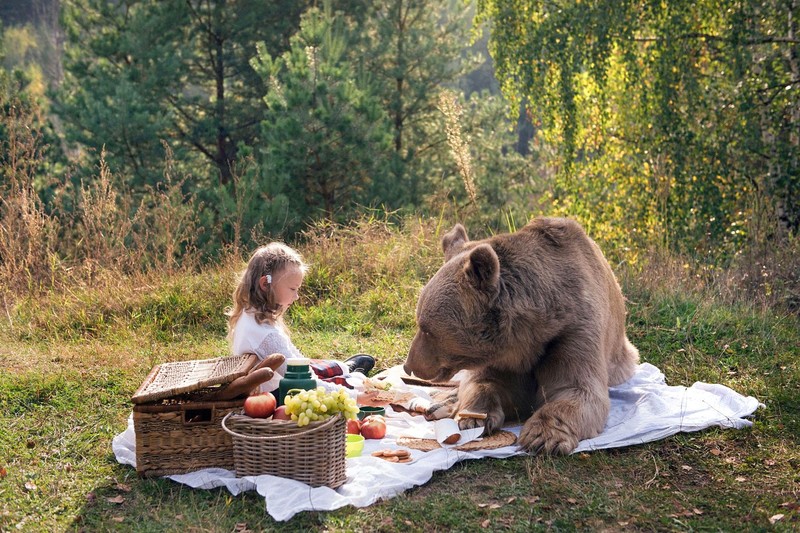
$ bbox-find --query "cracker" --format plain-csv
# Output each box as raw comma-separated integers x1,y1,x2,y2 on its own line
372,390,417,404
372,448,412,462
456,410,487,420
372,448,410,458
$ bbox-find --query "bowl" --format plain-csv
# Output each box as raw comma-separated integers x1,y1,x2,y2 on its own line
357,406,386,420
346,433,365,457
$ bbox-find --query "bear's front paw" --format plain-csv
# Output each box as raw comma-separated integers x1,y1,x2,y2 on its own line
518,411,579,455
424,393,458,421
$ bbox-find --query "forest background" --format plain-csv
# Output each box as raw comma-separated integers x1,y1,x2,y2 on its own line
0,0,796,308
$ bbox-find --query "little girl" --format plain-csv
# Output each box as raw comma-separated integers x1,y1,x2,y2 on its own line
226,242,373,394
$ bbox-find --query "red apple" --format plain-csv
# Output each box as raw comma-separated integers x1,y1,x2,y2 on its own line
243,392,276,418
272,405,291,420
360,415,387,439
346,418,362,435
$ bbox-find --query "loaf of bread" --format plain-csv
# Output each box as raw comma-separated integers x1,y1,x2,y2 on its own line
205,367,275,400
251,352,285,372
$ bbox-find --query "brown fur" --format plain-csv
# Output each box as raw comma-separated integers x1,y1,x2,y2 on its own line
404,217,639,454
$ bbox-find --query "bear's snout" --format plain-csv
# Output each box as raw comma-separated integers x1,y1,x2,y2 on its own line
403,333,423,377
404,332,433,379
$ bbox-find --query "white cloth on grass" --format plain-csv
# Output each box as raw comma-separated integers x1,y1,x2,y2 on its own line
112,363,762,522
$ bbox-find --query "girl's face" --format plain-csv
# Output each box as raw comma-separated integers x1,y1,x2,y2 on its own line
268,265,304,309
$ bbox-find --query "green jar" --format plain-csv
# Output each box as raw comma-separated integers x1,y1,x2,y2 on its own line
278,358,316,405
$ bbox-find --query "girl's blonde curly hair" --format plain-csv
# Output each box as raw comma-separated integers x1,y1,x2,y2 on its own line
226,242,308,335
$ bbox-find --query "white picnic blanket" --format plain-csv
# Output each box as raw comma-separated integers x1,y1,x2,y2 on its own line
112,363,762,521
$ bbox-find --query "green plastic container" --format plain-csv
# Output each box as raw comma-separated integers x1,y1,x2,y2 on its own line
278,358,316,405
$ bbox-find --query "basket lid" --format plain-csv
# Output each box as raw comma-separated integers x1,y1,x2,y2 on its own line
131,353,259,404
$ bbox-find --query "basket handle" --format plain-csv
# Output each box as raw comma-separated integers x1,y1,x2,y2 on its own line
221,411,341,441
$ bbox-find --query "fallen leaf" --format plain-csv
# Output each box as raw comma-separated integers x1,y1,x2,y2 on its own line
681,465,693,471
618,521,629,526
489,503,501,509
478,503,489,508
506,497,516,504
115,483,131,492
567,498,578,504
735,476,746,482
481,519,491,528
24,481,37,492
112,517,124,523
769,514,784,524
106,495,125,504
0,467,6,478
709,448,722,456
693,508,704,515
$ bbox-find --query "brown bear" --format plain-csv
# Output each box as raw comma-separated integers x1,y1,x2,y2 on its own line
404,217,639,454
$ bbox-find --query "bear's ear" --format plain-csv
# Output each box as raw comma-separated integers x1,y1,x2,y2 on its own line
442,223,469,262
462,244,500,294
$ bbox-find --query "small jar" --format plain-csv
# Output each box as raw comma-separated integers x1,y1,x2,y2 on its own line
278,358,316,405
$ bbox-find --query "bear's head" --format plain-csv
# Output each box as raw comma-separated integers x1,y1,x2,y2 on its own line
404,224,501,382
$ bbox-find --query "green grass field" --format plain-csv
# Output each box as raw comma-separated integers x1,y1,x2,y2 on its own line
1,220,798,531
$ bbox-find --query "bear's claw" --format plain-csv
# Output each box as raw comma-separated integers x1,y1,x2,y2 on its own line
518,412,579,455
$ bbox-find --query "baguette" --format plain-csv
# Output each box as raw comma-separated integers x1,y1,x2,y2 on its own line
206,367,274,400
251,352,286,372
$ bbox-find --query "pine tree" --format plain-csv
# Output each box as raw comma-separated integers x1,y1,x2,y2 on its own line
56,0,310,191
250,6,392,231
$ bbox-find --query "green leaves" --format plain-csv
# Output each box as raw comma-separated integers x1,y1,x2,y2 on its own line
252,6,392,228
478,0,800,260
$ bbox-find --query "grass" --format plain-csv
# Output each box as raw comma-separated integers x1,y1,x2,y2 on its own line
1,218,798,532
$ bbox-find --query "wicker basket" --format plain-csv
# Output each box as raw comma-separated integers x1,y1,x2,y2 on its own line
131,354,257,477
132,354,258,404
221,412,347,488
134,398,244,477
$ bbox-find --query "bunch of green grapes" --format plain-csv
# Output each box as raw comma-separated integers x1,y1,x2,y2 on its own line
284,387,359,427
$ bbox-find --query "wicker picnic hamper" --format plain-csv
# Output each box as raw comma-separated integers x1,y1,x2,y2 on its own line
131,354,258,477
221,412,347,488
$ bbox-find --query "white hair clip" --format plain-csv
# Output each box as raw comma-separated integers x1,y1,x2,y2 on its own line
266,274,272,284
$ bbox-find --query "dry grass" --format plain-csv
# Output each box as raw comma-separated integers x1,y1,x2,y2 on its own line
0,98,59,296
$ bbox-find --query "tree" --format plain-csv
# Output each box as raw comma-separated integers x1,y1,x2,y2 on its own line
476,0,800,257
57,0,310,190
249,6,392,231
359,0,480,207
